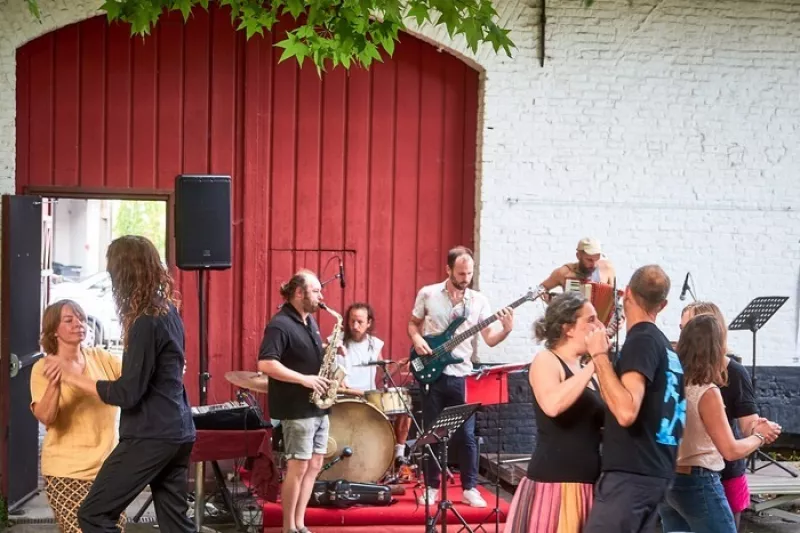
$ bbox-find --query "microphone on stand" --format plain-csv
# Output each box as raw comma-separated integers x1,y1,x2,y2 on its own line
356,360,396,367
679,272,691,301
320,446,353,473
338,261,346,289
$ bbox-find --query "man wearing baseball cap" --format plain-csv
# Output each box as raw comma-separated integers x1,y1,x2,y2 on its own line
538,238,617,297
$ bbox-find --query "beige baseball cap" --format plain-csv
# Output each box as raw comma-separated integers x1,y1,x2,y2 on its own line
577,237,602,255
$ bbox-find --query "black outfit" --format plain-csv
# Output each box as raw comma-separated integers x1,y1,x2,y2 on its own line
526,354,604,483
585,322,686,533
720,356,757,481
258,303,326,420
78,304,196,533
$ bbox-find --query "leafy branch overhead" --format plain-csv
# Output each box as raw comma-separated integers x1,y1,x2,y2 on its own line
26,0,515,71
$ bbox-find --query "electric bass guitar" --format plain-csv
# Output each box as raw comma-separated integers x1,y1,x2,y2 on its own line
409,289,543,385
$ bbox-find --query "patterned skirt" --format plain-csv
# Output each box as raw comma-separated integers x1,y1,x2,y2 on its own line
44,476,126,533
503,477,594,533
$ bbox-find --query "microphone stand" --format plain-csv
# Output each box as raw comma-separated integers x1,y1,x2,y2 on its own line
320,272,342,288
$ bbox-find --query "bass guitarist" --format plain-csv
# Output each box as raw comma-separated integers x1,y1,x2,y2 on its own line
408,246,514,508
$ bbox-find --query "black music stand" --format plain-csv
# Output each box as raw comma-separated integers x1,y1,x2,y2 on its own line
728,296,796,477
417,403,482,533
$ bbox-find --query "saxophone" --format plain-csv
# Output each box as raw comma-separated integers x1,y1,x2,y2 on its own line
310,302,347,409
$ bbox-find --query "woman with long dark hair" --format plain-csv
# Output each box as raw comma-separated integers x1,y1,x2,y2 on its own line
504,292,604,533
46,235,196,532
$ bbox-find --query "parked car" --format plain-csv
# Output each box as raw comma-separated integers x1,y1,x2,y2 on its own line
48,271,121,349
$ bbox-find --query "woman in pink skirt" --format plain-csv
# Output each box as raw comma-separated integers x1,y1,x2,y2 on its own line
504,292,605,533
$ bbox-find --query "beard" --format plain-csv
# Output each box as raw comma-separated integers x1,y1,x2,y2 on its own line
576,262,594,276
450,275,470,290
349,330,367,342
303,296,320,314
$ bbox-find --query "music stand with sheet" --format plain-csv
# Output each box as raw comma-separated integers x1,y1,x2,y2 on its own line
467,363,527,533
728,296,796,477
415,403,482,533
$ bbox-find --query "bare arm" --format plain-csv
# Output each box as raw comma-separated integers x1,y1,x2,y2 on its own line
480,308,514,348
540,267,565,292
62,372,102,400
257,359,330,396
408,315,432,355
530,351,596,418
699,388,767,461
737,414,760,436
592,352,646,427
32,378,61,426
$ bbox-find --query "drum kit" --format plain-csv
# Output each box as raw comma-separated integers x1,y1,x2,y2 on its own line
223,365,426,487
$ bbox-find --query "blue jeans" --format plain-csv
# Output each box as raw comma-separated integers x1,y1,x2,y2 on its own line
422,374,478,490
658,467,737,533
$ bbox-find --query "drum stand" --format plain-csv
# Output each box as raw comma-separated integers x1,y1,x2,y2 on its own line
378,363,445,480
417,404,483,533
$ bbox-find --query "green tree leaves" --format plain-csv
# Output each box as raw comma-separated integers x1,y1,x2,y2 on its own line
26,0,515,71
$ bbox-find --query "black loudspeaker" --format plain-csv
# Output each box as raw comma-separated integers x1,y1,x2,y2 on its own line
174,175,232,270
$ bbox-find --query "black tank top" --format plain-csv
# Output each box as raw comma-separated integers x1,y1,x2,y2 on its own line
526,353,605,483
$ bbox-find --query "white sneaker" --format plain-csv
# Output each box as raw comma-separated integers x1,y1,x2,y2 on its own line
418,487,439,506
461,487,487,508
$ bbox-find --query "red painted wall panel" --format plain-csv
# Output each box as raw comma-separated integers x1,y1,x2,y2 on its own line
16,7,479,405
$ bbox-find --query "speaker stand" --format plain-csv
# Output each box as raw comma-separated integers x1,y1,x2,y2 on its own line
195,269,210,532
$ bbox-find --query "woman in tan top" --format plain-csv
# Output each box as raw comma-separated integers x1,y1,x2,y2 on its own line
656,314,780,533
30,299,125,533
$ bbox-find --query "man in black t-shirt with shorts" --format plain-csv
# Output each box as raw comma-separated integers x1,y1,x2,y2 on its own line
258,269,332,533
585,265,686,533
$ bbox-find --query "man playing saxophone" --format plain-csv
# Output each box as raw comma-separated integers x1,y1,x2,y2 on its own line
258,269,332,533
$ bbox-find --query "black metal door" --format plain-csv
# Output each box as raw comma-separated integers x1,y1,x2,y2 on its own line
1,195,43,512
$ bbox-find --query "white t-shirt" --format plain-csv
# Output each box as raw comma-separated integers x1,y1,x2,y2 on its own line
336,335,385,391
411,280,491,377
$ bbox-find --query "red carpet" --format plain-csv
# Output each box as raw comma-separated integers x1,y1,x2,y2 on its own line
259,476,509,530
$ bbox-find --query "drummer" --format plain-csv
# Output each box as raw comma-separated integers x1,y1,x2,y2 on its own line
335,303,411,464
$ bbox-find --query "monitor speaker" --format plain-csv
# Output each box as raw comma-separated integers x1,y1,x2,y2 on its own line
174,175,232,270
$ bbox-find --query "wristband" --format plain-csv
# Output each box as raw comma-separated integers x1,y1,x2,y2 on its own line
590,352,608,359
754,432,765,446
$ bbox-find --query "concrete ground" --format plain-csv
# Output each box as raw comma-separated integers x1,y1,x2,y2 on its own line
6,480,799,533
8,425,799,533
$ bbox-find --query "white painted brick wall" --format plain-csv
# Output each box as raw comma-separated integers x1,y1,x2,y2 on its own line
1,0,798,366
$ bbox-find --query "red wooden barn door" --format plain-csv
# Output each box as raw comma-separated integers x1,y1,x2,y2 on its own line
15,6,479,404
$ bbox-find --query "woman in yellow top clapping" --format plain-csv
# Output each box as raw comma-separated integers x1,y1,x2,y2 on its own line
30,299,125,533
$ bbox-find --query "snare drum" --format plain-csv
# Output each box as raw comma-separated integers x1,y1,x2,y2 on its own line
365,387,412,416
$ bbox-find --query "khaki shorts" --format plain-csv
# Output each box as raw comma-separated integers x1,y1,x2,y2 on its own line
281,415,329,461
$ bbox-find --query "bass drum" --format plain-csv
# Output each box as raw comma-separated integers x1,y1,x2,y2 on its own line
319,398,395,484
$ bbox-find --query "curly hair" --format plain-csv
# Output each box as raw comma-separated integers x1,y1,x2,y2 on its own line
533,292,588,348
106,235,178,347
343,302,375,343
40,299,87,354
677,314,728,387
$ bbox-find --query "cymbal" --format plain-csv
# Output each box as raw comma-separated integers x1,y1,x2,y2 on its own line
224,371,269,393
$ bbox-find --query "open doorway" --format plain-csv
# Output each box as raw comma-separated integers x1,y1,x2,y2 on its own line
44,197,167,354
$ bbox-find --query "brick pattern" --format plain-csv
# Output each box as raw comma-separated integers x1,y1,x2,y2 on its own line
1,0,799,368
475,365,800,455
